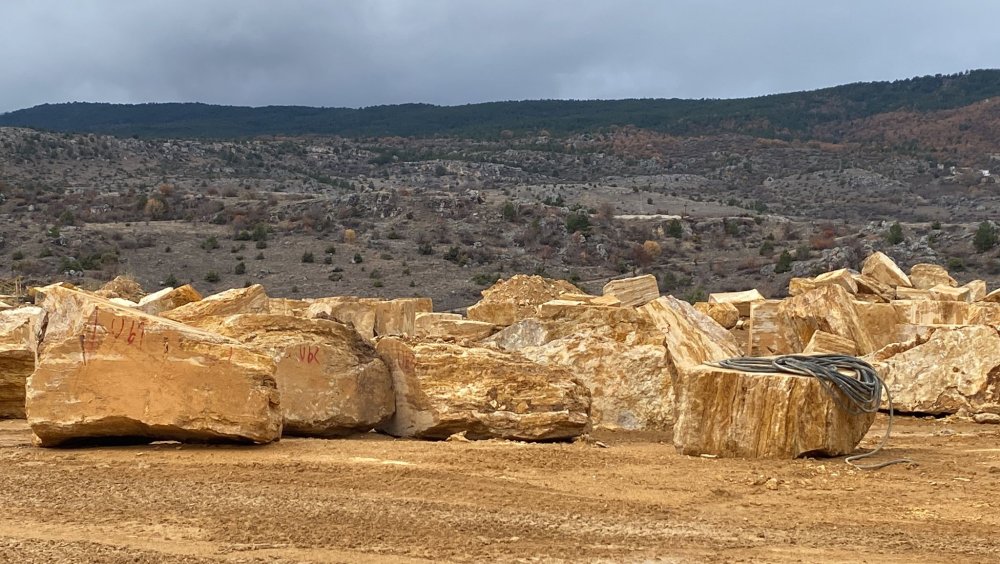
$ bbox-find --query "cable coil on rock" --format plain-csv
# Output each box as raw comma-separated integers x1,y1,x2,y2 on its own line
711,354,911,470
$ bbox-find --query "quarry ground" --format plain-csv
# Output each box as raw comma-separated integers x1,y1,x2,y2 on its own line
0,416,998,563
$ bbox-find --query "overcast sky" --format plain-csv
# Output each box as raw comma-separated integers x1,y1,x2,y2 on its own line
2,1,998,114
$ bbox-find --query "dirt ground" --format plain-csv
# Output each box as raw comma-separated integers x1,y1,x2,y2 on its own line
1,415,998,563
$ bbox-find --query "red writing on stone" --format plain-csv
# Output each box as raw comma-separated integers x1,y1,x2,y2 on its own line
297,345,320,364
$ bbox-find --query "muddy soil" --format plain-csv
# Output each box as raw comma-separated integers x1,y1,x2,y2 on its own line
1,416,998,563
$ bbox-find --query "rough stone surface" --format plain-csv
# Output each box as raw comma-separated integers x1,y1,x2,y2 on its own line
748,300,794,356
778,285,876,355
163,285,269,324
414,312,496,341
672,364,875,458
212,314,394,437
136,285,203,316
869,326,1000,415
267,298,312,316
930,284,972,302
983,288,1000,303
708,289,765,317
376,338,591,440
803,331,857,356
485,304,672,430
94,276,145,303
602,275,660,307
909,263,958,290
693,301,740,329
0,307,44,418
854,302,902,351
852,273,895,302
28,286,281,446
375,298,418,337
895,287,934,300
968,303,1000,326
789,269,858,296
641,296,741,370
963,280,988,302
467,275,583,326
862,252,911,288
306,298,378,339
892,300,968,326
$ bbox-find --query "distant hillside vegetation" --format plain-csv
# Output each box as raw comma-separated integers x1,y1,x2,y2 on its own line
2,70,999,140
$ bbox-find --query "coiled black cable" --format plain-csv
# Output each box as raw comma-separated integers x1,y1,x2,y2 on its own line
711,354,911,470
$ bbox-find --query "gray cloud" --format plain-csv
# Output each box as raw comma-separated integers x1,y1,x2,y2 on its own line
2,0,999,113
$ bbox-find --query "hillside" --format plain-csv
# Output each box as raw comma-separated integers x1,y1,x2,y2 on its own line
2,70,1000,140
2,124,1000,310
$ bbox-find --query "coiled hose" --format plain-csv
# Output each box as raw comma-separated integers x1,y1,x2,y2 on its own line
711,354,911,470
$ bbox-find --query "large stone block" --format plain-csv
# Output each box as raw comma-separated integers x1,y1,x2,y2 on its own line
414,312,496,341
693,301,740,329
672,364,875,458
853,301,901,351
803,331,857,356
869,326,1000,415
708,289,765,318
212,314,394,437
136,285,203,316
909,263,957,290
778,285,877,355
28,286,281,446
789,268,858,297
162,285,269,323
641,296,742,370
306,298,379,339
861,252,911,288
748,300,794,356
376,338,590,440
602,274,659,307
891,299,969,326
0,307,44,418
486,303,672,430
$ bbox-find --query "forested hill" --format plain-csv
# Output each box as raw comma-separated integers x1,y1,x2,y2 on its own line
2,70,999,140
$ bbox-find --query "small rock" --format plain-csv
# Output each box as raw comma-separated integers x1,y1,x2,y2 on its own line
973,413,1000,424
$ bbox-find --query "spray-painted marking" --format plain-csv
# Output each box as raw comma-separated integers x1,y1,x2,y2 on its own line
297,345,320,364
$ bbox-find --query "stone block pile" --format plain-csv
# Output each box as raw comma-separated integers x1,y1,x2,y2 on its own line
0,251,994,460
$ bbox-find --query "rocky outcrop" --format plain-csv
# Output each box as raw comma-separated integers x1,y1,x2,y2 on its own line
672,364,875,458
485,303,672,430
467,275,582,326
862,252,911,288
211,314,394,437
0,307,44,418
909,263,957,290
28,286,281,446
602,274,659,307
869,326,1000,415
376,338,590,440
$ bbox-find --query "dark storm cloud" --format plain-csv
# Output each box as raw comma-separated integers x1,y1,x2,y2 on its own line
2,0,999,113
